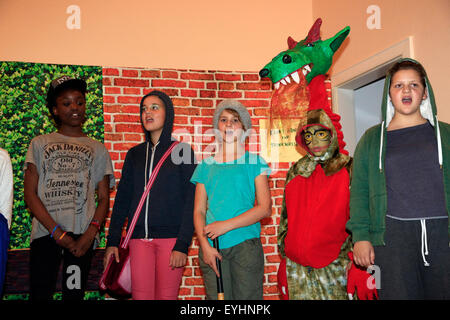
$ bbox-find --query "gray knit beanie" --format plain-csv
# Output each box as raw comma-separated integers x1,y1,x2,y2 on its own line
213,99,252,130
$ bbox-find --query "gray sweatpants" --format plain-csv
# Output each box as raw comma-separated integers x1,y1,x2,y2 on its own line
374,216,450,300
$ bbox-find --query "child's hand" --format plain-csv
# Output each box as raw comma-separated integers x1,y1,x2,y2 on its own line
347,251,379,300
204,221,230,240
71,232,95,257
353,241,375,268
169,250,187,269
202,245,222,278
57,233,77,251
104,246,119,269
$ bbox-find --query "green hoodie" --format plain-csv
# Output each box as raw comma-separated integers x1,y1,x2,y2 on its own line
346,58,450,246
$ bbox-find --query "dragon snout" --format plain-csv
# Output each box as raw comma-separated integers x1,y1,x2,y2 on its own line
259,68,270,78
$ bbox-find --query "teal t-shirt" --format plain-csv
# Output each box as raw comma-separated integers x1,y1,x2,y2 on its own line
190,151,271,249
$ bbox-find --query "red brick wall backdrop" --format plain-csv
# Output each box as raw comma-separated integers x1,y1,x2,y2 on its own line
102,66,332,300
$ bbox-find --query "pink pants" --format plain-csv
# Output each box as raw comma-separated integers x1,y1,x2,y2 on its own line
129,238,184,300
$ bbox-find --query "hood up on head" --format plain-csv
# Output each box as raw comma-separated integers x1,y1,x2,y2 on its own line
378,58,442,171
297,109,338,161
294,105,351,178
139,90,175,147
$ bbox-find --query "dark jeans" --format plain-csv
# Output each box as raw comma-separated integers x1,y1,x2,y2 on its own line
199,238,264,300
374,216,450,300
29,233,94,300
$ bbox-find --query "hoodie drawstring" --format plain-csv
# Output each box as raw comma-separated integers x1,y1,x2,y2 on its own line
379,121,385,172
144,143,150,239
435,115,443,169
144,142,158,240
420,219,430,267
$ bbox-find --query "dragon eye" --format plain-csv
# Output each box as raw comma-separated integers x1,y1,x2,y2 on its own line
282,54,292,64
306,43,314,47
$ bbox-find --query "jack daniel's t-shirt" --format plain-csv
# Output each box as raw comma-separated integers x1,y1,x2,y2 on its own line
25,132,115,242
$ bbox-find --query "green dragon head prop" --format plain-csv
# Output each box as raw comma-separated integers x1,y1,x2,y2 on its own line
259,18,350,88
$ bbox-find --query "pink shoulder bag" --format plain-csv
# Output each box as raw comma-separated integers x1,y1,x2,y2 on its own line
99,141,179,298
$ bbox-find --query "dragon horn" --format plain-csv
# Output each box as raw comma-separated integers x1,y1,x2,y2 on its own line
287,18,322,49
287,36,298,50
305,18,322,44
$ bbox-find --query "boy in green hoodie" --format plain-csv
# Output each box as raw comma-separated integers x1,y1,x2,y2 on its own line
347,59,450,299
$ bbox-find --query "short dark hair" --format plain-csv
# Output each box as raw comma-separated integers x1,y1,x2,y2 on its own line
388,59,427,88
46,76,87,126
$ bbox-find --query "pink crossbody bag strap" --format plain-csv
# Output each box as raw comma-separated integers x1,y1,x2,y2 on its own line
120,141,179,249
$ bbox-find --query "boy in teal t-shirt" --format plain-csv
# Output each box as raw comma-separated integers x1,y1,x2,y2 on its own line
191,151,271,249
191,99,271,300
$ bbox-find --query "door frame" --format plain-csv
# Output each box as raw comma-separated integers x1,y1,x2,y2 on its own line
330,36,414,155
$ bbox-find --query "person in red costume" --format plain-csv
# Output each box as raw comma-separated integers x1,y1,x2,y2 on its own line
259,18,377,300
277,103,377,300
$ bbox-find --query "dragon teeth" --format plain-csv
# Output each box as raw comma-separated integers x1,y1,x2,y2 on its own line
291,71,300,84
275,71,301,89
301,64,312,77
